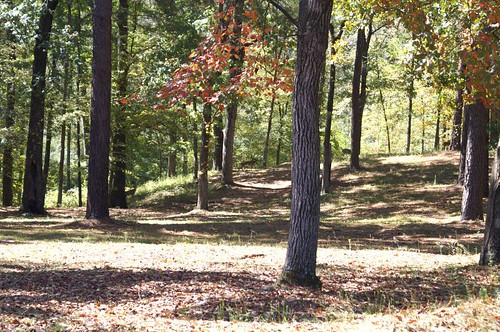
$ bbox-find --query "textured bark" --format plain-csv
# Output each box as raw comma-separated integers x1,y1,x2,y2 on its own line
222,0,245,185
480,137,500,265
322,22,344,194
86,0,112,220
22,0,60,214
110,0,129,208
460,101,488,221
280,0,332,289
197,104,212,210
2,82,15,206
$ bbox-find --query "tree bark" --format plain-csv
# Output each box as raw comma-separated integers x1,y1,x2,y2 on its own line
458,105,470,185
434,107,441,151
480,137,500,265
168,134,177,177
213,114,223,171
460,100,488,221
263,94,276,169
197,104,212,210
280,0,332,289
350,28,366,171
109,0,129,208
222,0,245,185
86,0,112,219
322,22,344,194
22,0,60,214
405,59,415,154
2,82,15,206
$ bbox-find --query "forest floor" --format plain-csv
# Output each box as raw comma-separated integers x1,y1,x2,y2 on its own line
1,151,499,331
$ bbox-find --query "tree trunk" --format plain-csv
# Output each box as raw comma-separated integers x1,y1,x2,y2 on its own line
197,104,212,210
350,28,365,171
458,106,470,185
2,82,15,206
86,0,112,220
77,118,83,207
480,137,500,265
168,134,177,177
280,0,332,289
460,100,488,221
57,123,66,207
109,0,129,208
376,67,391,154
213,115,223,171
22,0,60,214
405,59,415,154
434,107,441,151
66,124,71,190
263,94,276,169
222,0,245,185
322,22,344,194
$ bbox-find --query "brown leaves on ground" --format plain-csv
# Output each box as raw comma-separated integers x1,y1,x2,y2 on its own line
0,152,499,330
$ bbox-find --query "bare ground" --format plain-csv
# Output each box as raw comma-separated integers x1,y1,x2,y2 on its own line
0,152,499,331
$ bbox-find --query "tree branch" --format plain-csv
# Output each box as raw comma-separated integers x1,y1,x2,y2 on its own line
265,0,297,28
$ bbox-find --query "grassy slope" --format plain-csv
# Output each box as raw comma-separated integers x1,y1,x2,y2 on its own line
0,152,499,331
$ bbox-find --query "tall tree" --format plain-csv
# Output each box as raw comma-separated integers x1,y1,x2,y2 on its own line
110,0,129,208
449,60,464,151
86,0,112,219
197,103,212,210
280,0,332,289
322,21,344,193
22,0,60,214
221,0,245,185
460,100,488,221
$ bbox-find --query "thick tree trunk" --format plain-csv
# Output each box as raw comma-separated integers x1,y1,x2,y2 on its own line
22,0,60,214
86,0,112,220
197,104,212,210
222,0,245,185
460,101,488,221
2,82,15,206
280,0,332,289
109,0,129,208
480,137,500,265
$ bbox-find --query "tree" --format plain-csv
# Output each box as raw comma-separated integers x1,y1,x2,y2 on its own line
322,21,345,193
86,0,112,220
221,0,245,185
460,100,488,221
22,0,60,214
449,60,464,151
480,136,500,265
350,28,366,170
109,0,129,208
280,0,332,289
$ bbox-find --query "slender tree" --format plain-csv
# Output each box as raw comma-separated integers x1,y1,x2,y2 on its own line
197,103,212,210
280,0,332,289
350,28,366,170
221,0,245,185
322,21,344,193
22,0,60,214
450,60,464,151
86,0,112,219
